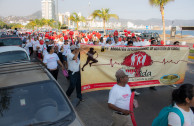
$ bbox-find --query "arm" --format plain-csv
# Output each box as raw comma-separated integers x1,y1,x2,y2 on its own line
57,60,65,70
168,112,182,126
108,103,132,115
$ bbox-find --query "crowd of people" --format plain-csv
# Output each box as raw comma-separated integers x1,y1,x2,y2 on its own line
4,29,193,126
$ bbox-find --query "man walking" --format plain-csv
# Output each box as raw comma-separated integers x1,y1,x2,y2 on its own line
66,45,83,101
108,69,133,126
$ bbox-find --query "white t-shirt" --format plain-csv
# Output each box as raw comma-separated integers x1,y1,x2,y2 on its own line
67,52,80,74
43,53,59,69
57,41,64,52
22,43,31,55
168,104,194,126
42,44,48,56
37,45,43,53
26,39,33,47
105,43,113,47
62,44,70,56
33,40,40,51
108,84,131,110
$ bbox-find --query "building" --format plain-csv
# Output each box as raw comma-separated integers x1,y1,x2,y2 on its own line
58,13,65,25
41,0,56,20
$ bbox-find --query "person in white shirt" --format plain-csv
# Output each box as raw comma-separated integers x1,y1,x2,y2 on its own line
113,37,122,46
108,69,133,126
168,84,194,126
32,37,40,57
42,40,49,57
61,40,71,69
99,37,105,46
66,45,83,102
22,41,31,56
43,46,64,80
105,39,113,47
26,36,33,56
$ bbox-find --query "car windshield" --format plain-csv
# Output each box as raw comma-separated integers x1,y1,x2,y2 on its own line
0,51,29,64
0,38,22,46
0,81,74,126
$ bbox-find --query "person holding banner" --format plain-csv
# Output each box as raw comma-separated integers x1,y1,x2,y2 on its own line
108,69,133,126
66,45,83,102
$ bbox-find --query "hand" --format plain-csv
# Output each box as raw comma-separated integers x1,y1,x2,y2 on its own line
121,110,132,115
62,66,65,70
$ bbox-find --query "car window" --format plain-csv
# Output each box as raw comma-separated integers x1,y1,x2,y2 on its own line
0,51,29,64
0,81,75,126
0,38,22,46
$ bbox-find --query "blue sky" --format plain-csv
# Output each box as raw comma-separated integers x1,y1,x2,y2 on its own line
0,0,193,20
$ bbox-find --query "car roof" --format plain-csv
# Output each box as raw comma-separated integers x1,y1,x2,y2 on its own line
0,62,50,88
0,37,21,39
0,46,27,53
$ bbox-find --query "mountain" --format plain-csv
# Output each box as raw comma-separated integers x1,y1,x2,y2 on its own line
109,18,194,27
26,10,42,20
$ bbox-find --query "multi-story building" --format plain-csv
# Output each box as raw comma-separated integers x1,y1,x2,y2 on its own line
41,0,56,20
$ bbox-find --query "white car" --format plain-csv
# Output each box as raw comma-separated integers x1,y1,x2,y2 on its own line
0,46,30,64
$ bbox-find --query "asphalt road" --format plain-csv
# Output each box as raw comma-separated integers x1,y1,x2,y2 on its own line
57,58,194,126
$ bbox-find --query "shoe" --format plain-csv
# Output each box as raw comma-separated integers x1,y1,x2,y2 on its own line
170,84,177,88
135,91,140,96
79,98,84,102
150,87,157,91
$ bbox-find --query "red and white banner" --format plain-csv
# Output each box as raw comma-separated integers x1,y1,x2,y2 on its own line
80,45,189,93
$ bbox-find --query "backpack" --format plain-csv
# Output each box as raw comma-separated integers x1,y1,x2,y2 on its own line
152,105,184,126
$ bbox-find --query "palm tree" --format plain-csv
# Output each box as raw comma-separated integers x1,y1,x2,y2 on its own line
47,19,55,28
91,8,119,35
149,0,174,44
70,12,85,30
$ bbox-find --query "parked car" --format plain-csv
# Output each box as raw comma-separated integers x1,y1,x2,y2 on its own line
0,46,30,64
140,32,161,41
0,62,85,126
0,37,22,46
0,34,18,38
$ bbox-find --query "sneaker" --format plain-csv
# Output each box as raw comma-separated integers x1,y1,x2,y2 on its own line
135,91,140,96
79,98,84,102
170,84,177,88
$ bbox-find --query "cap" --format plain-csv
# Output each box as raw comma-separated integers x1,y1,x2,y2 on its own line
45,39,49,42
70,45,79,50
115,69,128,79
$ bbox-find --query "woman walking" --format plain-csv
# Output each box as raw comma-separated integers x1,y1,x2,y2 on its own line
168,84,194,126
43,46,65,80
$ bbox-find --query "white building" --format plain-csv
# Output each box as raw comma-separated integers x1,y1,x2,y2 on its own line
41,0,56,20
58,13,65,25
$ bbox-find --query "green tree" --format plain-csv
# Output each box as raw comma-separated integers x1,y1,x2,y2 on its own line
47,19,55,28
149,0,174,44
25,20,36,29
0,20,8,29
70,12,86,30
10,23,23,29
91,8,119,35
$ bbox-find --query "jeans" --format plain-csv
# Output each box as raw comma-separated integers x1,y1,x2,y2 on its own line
66,71,82,100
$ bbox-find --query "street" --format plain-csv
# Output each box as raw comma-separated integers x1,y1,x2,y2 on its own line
57,59,194,126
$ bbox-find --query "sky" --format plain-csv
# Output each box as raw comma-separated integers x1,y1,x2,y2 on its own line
0,0,193,20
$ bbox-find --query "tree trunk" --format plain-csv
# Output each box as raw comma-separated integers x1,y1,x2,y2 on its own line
161,5,165,45
103,19,106,35
76,21,79,30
